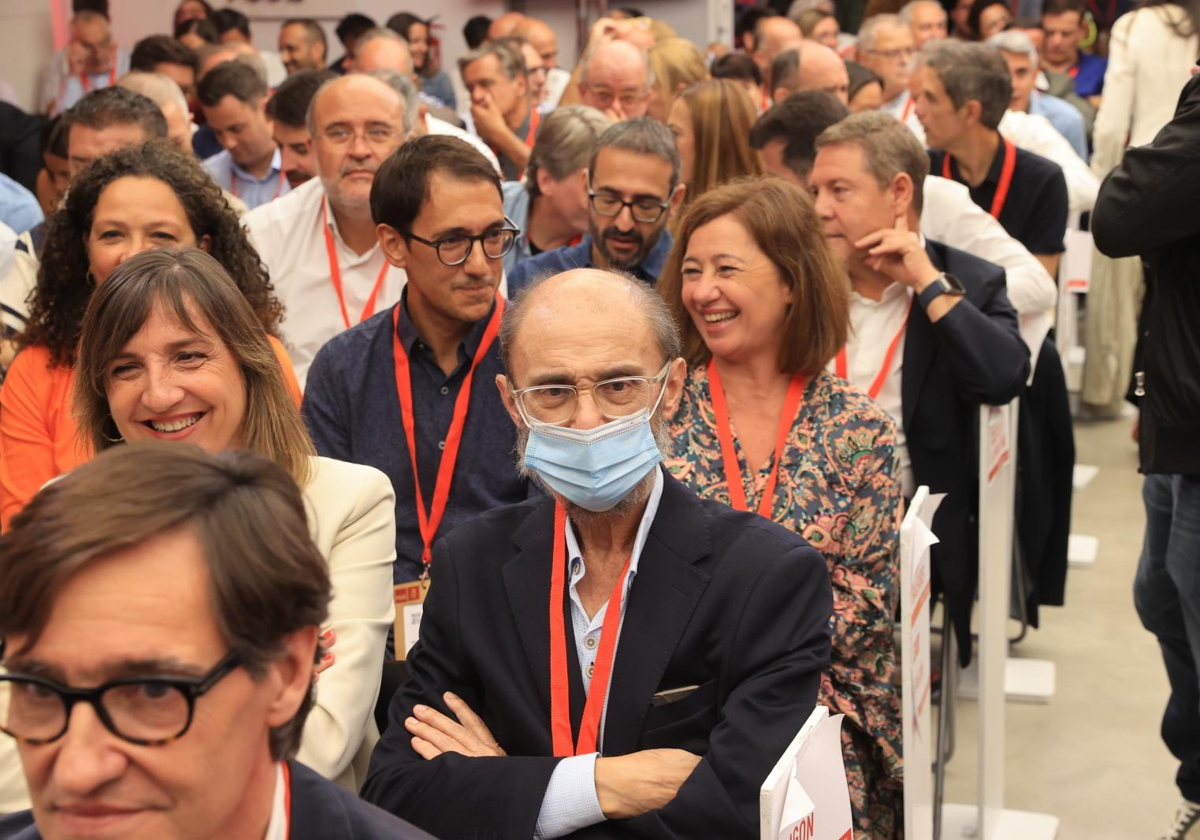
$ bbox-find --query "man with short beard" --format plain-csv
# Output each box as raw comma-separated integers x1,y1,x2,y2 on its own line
506,118,683,298
245,74,409,386
361,267,832,840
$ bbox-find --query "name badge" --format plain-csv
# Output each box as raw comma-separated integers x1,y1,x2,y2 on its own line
393,577,431,661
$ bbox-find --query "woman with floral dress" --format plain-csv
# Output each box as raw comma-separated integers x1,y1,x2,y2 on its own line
659,177,904,839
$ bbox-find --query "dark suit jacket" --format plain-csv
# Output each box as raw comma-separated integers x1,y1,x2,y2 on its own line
0,761,432,840
362,470,833,839
906,240,1030,664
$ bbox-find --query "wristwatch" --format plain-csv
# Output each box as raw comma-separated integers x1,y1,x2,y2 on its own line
917,272,966,309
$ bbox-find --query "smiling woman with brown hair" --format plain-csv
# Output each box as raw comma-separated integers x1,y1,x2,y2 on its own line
0,140,299,530
660,176,905,838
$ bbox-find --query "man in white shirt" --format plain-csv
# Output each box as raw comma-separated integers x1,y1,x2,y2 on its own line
353,28,501,173
245,74,410,386
0,445,429,840
857,15,922,136
198,62,289,211
749,91,1056,318
42,11,130,115
809,109,1028,668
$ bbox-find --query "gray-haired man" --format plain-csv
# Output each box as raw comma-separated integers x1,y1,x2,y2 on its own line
362,268,832,839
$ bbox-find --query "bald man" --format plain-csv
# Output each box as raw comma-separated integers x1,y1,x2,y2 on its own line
45,11,131,114
514,16,572,111
488,11,526,42
751,15,804,108
354,29,501,173
578,39,653,120
243,74,409,384
361,267,832,840
769,42,850,104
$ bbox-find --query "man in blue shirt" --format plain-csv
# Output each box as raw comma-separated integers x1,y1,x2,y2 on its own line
506,118,684,298
198,61,289,210
303,135,531,583
991,30,1089,159
1041,0,1107,106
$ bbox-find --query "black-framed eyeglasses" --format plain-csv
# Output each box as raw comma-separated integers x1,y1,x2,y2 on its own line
0,650,243,747
405,218,521,267
587,180,670,224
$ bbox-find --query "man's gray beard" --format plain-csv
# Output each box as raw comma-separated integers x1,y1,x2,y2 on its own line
514,413,672,526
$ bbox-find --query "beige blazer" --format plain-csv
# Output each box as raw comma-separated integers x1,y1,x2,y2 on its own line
297,456,396,792
1093,6,1200,177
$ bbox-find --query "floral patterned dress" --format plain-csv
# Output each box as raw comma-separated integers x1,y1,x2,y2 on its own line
664,366,904,840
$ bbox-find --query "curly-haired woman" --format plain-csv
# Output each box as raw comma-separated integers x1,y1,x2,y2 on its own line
0,139,298,528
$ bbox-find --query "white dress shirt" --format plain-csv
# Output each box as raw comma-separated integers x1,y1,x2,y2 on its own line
426,115,502,175
921,175,1056,315
263,763,287,840
535,467,666,840
832,282,915,497
998,109,1099,214
244,177,407,388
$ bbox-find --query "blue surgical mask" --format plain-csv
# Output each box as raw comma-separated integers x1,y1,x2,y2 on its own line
522,399,665,513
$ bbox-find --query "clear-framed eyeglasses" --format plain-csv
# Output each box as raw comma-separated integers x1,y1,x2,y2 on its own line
406,218,521,267
320,125,404,147
510,361,671,428
0,650,243,747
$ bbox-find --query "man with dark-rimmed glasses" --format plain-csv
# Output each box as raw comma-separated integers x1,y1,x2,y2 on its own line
303,134,534,589
0,443,430,840
506,118,685,299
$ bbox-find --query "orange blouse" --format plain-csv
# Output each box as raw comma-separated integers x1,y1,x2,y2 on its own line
0,336,302,530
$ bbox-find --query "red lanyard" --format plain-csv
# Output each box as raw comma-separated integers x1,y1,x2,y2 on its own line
79,52,117,92
941,136,1017,219
761,87,771,112
281,761,292,838
232,168,286,202
1067,64,1080,79
548,502,631,757
835,297,914,399
901,94,914,123
323,200,389,330
706,359,805,518
392,295,504,565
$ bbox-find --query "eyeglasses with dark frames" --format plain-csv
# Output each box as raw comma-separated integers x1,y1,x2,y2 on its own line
405,217,521,267
0,650,243,747
587,179,670,225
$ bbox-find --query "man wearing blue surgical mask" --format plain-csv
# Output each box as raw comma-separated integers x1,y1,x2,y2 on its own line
362,268,834,840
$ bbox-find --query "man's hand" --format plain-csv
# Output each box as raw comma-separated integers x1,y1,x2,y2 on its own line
405,692,508,759
854,212,940,292
66,40,88,75
594,749,702,819
470,92,513,147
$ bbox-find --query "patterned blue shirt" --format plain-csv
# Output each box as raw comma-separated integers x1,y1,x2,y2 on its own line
506,230,674,299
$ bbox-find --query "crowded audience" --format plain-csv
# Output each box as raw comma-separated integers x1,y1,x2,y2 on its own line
0,1,1172,836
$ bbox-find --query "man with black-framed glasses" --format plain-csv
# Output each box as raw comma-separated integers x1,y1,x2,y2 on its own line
303,134,533,590
0,444,430,840
507,118,685,299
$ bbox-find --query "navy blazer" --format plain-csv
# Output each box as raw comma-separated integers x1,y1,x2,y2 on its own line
0,761,432,840
362,470,833,840
905,240,1030,664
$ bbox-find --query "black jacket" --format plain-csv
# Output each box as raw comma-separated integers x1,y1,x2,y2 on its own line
0,760,432,840
1092,69,1200,475
362,470,833,840
906,240,1030,663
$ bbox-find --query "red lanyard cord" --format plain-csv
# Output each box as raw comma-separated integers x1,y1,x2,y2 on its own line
706,359,806,518
323,199,389,330
941,137,1017,220
391,296,505,565
548,502,632,756
835,296,914,400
